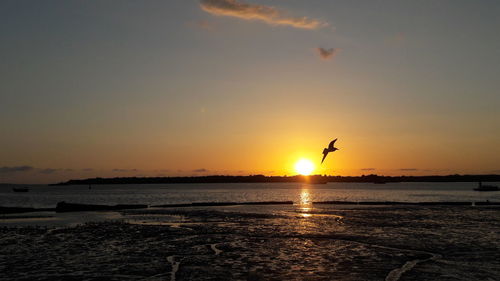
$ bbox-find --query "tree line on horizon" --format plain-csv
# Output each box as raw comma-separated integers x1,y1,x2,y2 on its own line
51,174,500,186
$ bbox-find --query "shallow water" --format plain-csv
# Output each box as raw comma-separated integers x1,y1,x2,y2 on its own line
1,204,499,280
1,182,499,208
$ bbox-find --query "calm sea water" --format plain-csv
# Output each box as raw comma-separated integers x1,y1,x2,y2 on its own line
1,182,499,208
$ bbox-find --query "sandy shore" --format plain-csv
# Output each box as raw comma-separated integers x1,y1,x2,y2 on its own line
1,205,499,280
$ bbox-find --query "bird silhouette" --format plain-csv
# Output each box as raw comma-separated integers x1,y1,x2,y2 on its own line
321,139,339,164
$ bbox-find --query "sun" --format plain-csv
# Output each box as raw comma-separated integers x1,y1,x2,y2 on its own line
295,159,315,176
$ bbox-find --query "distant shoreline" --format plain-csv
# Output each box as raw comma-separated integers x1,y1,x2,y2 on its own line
51,174,500,186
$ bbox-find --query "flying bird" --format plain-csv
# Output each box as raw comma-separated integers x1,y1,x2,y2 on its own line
321,139,339,164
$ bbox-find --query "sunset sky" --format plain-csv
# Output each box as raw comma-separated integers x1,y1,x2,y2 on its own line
1,0,499,183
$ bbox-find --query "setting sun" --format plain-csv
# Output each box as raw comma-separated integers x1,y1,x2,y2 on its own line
295,159,315,176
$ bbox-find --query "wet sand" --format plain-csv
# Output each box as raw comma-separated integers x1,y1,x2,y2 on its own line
1,205,499,280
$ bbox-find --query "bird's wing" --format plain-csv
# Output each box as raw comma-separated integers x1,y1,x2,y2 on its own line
321,151,328,164
328,139,338,149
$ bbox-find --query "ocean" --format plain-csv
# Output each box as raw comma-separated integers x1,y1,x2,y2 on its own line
1,182,499,209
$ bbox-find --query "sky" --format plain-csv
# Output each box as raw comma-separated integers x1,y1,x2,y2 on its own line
1,0,499,183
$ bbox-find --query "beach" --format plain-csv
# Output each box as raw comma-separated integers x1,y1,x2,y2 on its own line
1,204,499,280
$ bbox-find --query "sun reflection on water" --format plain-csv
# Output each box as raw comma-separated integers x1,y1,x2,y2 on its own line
299,188,312,217
300,188,311,205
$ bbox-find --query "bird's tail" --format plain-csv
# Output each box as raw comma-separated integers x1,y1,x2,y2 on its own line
321,154,327,164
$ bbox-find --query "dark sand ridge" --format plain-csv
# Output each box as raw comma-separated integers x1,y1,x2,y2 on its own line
1,205,499,280
1,200,499,215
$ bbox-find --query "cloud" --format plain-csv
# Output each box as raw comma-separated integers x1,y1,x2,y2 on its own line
387,32,405,46
200,0,326,29
193,168,208,173
82,168,93,172
400,168,418,171
0,166,34,173
361,168,376,171
316,48,340,60
188,20,216,31
394,32,405,43
113,169,138,172
0,166,69,175
39,168,58,174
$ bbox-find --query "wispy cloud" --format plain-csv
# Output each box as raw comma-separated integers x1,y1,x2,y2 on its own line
361,168,376,171
200,0,326,29
113,169,139,172
0,166,73,175
0,166,34,173
400,168,418,171
188,20,216,31
387,32,405,46
393,32,405,43
193,168,208,173
39,168,58,174
316,48,340,60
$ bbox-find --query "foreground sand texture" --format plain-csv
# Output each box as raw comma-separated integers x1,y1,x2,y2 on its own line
1,205,499,280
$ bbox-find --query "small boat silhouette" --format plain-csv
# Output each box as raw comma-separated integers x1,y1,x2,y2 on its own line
473,182,499,192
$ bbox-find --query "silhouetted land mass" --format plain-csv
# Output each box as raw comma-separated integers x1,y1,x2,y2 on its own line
51,174,500,186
